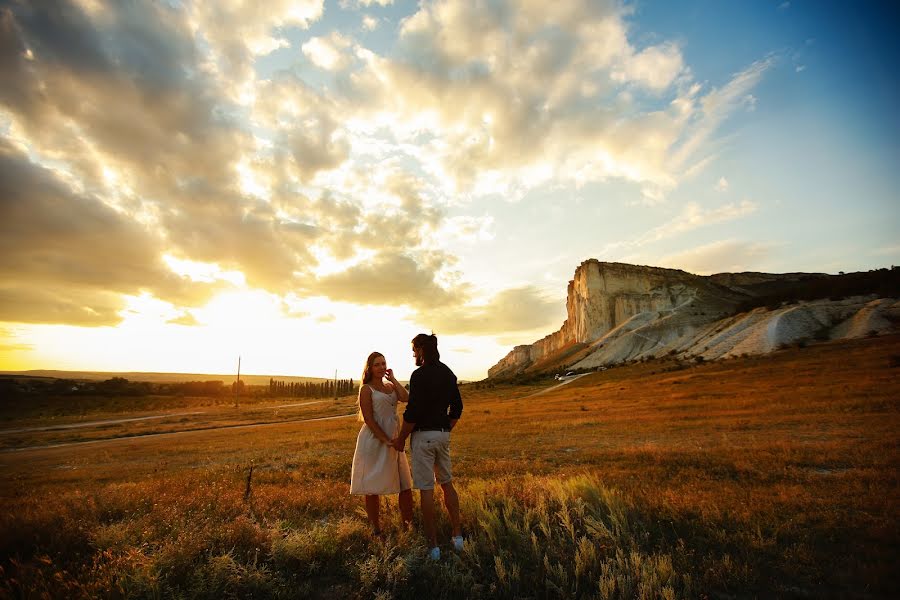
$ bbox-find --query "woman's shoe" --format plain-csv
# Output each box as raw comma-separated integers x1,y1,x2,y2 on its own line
429,546,441,561
451,535,464,551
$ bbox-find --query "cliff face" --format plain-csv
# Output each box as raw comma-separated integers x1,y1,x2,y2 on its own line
488,260,900,377
566,261,707,342
488,260,716,378
487,260,899,378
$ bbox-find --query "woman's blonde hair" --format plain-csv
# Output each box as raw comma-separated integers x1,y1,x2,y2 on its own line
361,351,384,384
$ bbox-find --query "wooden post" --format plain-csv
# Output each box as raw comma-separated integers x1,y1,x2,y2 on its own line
234,355,241,408
244,461,254,503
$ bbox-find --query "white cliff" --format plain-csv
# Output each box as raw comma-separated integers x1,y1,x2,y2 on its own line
487,261,899,378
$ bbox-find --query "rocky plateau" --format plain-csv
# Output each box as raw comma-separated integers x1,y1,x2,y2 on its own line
487,260,900,378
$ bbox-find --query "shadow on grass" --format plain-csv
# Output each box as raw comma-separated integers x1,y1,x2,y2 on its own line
5,471,885,599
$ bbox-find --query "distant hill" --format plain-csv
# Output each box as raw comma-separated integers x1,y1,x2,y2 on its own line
0,370,331,386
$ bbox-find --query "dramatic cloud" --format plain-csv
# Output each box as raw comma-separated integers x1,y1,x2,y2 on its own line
189,0,324,84
420,286,563,336
0,0,775,339
299,0,768,203
314,251,461,307
0,140,221,325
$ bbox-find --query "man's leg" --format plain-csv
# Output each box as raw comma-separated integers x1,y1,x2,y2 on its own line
434,433,461,540
419,489,437,547
439,481,461,537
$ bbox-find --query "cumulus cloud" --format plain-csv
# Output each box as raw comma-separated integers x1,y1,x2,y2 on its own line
0,0,304,298
189,0,324,84
614,42,685,91
439,215,495,243
167,312,200,327
302,32,355,71
252,74,352,183
0,1,361,309
361,15,379,31
312,0,768,202
0,140,221,325
418,285,563,336
314,251,461,307
0,0,777,336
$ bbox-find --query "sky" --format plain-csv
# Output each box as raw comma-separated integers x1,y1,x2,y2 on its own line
1,0,898,381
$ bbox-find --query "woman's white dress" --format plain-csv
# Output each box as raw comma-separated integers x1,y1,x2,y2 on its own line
350,385,412,495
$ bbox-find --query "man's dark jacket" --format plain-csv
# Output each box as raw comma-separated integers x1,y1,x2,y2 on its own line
403,361,463,430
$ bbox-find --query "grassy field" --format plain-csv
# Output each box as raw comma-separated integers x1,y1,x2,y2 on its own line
1,335,898,598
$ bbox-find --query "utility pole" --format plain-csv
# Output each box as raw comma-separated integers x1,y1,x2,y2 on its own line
234,355,241,408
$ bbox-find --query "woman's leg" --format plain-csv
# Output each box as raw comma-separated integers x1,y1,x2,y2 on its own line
364,494,381,533
398,489,413,527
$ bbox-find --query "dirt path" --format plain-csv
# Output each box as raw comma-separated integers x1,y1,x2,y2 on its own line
2,412,357,454
1,400,330,436
0,411,207,435
523,373,591,398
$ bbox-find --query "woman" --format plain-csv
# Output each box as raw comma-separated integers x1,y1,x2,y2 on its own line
350,352,413,534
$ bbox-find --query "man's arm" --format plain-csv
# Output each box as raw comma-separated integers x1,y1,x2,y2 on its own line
447,373,462,429
392,419,415,451
393,371,420,450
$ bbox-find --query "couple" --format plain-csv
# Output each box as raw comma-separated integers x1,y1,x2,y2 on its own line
350,333,463,561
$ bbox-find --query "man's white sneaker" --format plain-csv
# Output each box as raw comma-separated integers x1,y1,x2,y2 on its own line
429,546,441,561
452,535,464,551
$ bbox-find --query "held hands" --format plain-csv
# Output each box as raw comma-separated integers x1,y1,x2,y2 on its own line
390,437,405,452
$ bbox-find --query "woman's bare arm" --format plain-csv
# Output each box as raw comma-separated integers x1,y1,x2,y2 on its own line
385,370,409,403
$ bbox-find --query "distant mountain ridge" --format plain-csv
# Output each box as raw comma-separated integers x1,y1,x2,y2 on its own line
0,370,330,386
488,260,900,378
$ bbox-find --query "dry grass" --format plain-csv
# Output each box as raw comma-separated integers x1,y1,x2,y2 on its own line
0,396,359,450
1,335,898,598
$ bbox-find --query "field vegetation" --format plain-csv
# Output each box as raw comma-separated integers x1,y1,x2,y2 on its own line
1,335,898,598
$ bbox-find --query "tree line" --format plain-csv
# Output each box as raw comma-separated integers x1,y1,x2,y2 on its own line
268,378,357,398
0,377,233,397
733,267,900,314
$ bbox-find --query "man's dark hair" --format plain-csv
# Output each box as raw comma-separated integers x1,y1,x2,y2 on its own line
412,332,440,364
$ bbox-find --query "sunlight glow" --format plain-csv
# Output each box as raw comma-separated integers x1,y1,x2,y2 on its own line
163,255,246,285
308,246,376,277
236,159,269,200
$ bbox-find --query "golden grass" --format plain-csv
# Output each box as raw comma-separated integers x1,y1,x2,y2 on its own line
0,396,359,450
1,335,898,598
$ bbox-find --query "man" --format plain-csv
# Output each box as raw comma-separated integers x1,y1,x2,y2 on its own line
392,333,463,561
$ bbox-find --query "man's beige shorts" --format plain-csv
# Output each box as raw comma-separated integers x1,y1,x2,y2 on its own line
410,430,452,490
